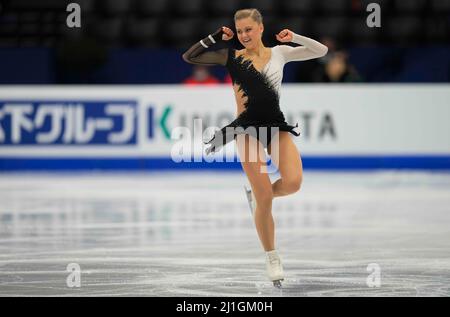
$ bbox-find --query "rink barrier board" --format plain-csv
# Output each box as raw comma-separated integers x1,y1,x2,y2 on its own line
1,85,450,170
1,156,450,171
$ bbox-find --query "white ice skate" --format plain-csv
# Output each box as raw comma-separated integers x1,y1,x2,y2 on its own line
244,185,256,215
266,250,284,288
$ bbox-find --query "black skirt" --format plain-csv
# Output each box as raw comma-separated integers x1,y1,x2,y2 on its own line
204,48,301,155
204,111,300,155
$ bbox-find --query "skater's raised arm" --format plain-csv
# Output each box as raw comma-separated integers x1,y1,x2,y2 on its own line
182,27,234,66
276,29,328,63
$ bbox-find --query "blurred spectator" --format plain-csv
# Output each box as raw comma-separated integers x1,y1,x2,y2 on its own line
224,73,232,84
295,37,362,83
183,65,220,85
320,51,363,83
295,37,337,83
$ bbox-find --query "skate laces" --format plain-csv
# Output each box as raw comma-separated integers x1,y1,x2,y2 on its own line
269,257,280,265
267,254,281,266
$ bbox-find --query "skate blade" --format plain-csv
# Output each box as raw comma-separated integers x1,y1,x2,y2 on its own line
272,280,283,288
244,186,254,215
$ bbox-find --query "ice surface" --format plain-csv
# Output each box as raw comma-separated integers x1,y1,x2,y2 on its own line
0,171,449,296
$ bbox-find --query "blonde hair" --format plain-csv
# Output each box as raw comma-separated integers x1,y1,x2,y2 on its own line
234,8,263,24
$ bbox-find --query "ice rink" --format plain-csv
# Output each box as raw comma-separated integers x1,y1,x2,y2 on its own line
1,171,449,297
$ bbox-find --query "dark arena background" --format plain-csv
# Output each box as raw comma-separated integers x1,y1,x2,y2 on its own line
0,0,449,300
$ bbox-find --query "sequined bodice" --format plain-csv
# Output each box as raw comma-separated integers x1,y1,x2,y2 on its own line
226,47,286,121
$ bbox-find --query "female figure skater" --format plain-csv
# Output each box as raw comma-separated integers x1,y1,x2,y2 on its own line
182,8,328,287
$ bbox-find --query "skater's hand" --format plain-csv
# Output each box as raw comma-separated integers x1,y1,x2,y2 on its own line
222,26,234,41
276,29,294,43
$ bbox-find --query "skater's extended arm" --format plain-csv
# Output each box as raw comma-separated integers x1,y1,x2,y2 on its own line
276,29,328,63
182,27,229,66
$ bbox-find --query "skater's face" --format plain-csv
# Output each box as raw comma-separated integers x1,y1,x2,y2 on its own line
235,17,263,49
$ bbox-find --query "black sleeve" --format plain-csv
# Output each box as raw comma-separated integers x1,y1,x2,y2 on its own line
182,28,229,66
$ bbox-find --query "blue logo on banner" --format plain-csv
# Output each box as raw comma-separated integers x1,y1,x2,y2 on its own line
0,101,138,145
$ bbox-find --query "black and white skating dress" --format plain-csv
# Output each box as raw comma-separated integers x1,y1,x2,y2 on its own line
182,28,328,154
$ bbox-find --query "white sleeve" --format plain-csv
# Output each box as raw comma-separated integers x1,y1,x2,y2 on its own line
278,33,328,63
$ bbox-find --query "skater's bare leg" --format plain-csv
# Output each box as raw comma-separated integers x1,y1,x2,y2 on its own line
267,131,303,198
237,134,275,252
